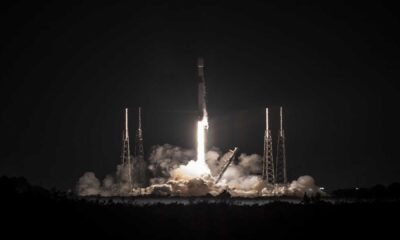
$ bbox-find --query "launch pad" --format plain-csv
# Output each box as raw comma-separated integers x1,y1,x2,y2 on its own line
76,58,322,199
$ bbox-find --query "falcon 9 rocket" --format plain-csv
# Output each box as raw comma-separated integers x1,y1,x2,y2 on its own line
197,57,208,121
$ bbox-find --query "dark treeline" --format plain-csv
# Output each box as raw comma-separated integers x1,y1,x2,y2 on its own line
332,183,400,199
1,176,400,239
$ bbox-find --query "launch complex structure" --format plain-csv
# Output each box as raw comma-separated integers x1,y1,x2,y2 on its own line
262,106,287,185
121,107,147,189
120,58,288,190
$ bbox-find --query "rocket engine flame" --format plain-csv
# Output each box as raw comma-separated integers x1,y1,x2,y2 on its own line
195,116,210,175
168,115,211,179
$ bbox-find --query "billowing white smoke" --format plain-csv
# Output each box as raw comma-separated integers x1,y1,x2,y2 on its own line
214,153,266,197
288,175,324,197
76,144,324,198
145,144,218,196
220,153,262,185
147,144,196,184
76,162,136,196
76,172,100,196
148,177,213,197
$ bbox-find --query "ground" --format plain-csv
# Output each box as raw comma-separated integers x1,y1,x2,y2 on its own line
2,176,399,239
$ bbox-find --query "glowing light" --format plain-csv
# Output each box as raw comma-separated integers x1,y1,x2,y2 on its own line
194,116,211,176
170,116,211,179
197,117,207,165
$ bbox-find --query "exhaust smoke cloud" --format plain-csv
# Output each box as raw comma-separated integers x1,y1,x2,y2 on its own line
76,143,323,198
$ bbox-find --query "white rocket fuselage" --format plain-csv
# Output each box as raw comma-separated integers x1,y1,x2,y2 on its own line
197,58,207,120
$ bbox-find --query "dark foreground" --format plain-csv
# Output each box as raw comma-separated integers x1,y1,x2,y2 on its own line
2,177,399,239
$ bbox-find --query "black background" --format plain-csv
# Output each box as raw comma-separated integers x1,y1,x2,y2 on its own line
1,1,399,191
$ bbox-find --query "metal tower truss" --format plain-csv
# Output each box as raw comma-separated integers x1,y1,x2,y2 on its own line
275,106,287,184
121,108,133,189
133,107,147,187
134,107,144,158
262,108,275,184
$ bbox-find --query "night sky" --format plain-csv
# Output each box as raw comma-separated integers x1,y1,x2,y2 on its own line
1,1,399,191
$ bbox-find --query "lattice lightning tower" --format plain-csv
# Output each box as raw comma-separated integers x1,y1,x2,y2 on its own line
262,108,275,184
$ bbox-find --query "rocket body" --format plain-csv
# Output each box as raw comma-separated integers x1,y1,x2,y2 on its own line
197,58,207,120
195,57,210,173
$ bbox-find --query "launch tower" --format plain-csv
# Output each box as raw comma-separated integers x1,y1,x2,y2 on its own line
121,108,133,189
134,107,144,157
275,106,287,184
134,107,148,187
262,108,275,184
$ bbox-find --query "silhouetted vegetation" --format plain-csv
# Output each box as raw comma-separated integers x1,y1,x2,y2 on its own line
332,183,400,199
1,176,400,239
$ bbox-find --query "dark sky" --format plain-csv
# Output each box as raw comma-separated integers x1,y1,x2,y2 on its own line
1,1,399,191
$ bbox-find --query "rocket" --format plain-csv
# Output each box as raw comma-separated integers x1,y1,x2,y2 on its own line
197,57,208,120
